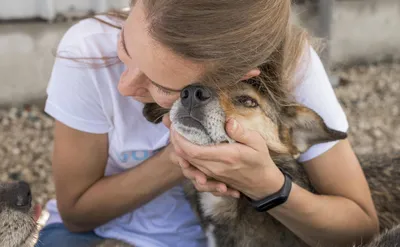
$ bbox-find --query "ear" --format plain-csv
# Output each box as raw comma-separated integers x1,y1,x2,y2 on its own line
142,103,170,124
280,104,348,156
241,68,261,81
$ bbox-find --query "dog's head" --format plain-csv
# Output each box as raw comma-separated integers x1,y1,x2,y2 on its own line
0,181,37,247
145,82,347,159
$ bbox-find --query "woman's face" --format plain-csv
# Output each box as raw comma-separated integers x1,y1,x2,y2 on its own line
117,0,204,108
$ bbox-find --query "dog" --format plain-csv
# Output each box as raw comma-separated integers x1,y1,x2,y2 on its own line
143,82,400,247
0,181,37,247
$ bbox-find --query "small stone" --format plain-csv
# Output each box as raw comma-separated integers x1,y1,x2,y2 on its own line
1,118,10,126
391,105,399,116
372,128,384,138
35,120,42,129
8,107,19,119
9,172,22,181
11,148,20,155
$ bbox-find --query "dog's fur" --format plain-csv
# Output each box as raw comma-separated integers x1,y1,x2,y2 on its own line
362,224,400,247
2,83,399,247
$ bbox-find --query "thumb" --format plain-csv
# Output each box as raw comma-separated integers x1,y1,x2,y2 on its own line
33,204,42,222
226,118,265,151
162,113,172,129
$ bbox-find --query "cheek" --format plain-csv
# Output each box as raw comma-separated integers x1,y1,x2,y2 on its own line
237,113,290,154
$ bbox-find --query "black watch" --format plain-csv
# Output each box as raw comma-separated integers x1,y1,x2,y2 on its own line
245,169,292,212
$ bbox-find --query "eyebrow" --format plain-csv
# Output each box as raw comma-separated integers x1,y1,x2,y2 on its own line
121,28,132,58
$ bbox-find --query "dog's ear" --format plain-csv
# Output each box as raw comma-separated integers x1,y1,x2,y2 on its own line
280,104,348,156
142,103,170,124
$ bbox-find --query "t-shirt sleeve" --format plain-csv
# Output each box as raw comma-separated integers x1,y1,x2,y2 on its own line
294,46,349,162
44,20,111,134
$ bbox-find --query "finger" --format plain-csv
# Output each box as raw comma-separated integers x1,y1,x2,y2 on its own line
171,128,253,162
212,190,241,198
33,204,42,222
181,158,230,179
162,113,171,129
193,180,228,193
177,157,190,169
181,165,208,184
225,118,266,151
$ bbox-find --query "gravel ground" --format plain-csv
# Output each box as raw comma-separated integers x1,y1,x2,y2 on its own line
0,62,399,227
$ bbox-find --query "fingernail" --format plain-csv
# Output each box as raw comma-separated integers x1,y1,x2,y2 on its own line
218,185,226,193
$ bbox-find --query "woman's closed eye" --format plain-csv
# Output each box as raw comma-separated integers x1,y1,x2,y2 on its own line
156,85,175,95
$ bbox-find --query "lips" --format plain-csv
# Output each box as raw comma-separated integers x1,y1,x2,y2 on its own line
179,116,206,130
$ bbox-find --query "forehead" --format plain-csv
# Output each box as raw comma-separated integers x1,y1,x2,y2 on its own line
125,2,204,90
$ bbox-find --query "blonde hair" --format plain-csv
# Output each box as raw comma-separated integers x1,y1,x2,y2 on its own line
95,0,311,105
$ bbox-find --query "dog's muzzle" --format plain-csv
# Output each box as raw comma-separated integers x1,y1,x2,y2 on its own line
170,84,232,145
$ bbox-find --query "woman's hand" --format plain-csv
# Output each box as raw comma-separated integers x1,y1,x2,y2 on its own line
166,115,285,200
162,114,242,198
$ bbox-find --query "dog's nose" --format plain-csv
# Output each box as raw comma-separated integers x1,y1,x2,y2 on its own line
180,85,212,111
10,181,32,212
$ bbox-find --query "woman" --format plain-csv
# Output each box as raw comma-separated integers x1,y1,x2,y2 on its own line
35,0,379,246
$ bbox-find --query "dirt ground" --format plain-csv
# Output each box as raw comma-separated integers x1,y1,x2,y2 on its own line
0,62,399,226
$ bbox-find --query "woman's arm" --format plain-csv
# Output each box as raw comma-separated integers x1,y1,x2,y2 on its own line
268,139,379,247
171,120,379,247
52,121,183,233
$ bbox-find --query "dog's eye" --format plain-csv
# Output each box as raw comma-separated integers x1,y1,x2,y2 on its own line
235,96,259,108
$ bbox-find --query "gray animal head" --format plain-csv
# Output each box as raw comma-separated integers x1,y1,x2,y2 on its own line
0,181,37,247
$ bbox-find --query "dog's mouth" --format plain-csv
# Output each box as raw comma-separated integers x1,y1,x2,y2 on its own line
169,92,233,146
171,112,230,146
179,116,207,132
172,115,215,145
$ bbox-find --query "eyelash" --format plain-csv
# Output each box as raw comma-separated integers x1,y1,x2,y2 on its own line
156,86,174,95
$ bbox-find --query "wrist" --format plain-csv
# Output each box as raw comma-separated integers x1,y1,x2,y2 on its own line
245,168,292,212
157,146,185,180
247,166,285,201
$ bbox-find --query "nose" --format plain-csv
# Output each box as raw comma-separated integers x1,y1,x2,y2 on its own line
7,181,32,212
180,85,212,111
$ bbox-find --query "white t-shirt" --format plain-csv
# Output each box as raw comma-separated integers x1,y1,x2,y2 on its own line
43,15,348,247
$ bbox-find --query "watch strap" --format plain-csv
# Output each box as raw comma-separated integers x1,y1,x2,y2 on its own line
246,169,292,212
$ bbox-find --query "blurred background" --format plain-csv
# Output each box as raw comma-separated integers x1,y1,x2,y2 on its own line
0,0,399,227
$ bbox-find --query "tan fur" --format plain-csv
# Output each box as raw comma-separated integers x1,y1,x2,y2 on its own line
219,85,291,154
